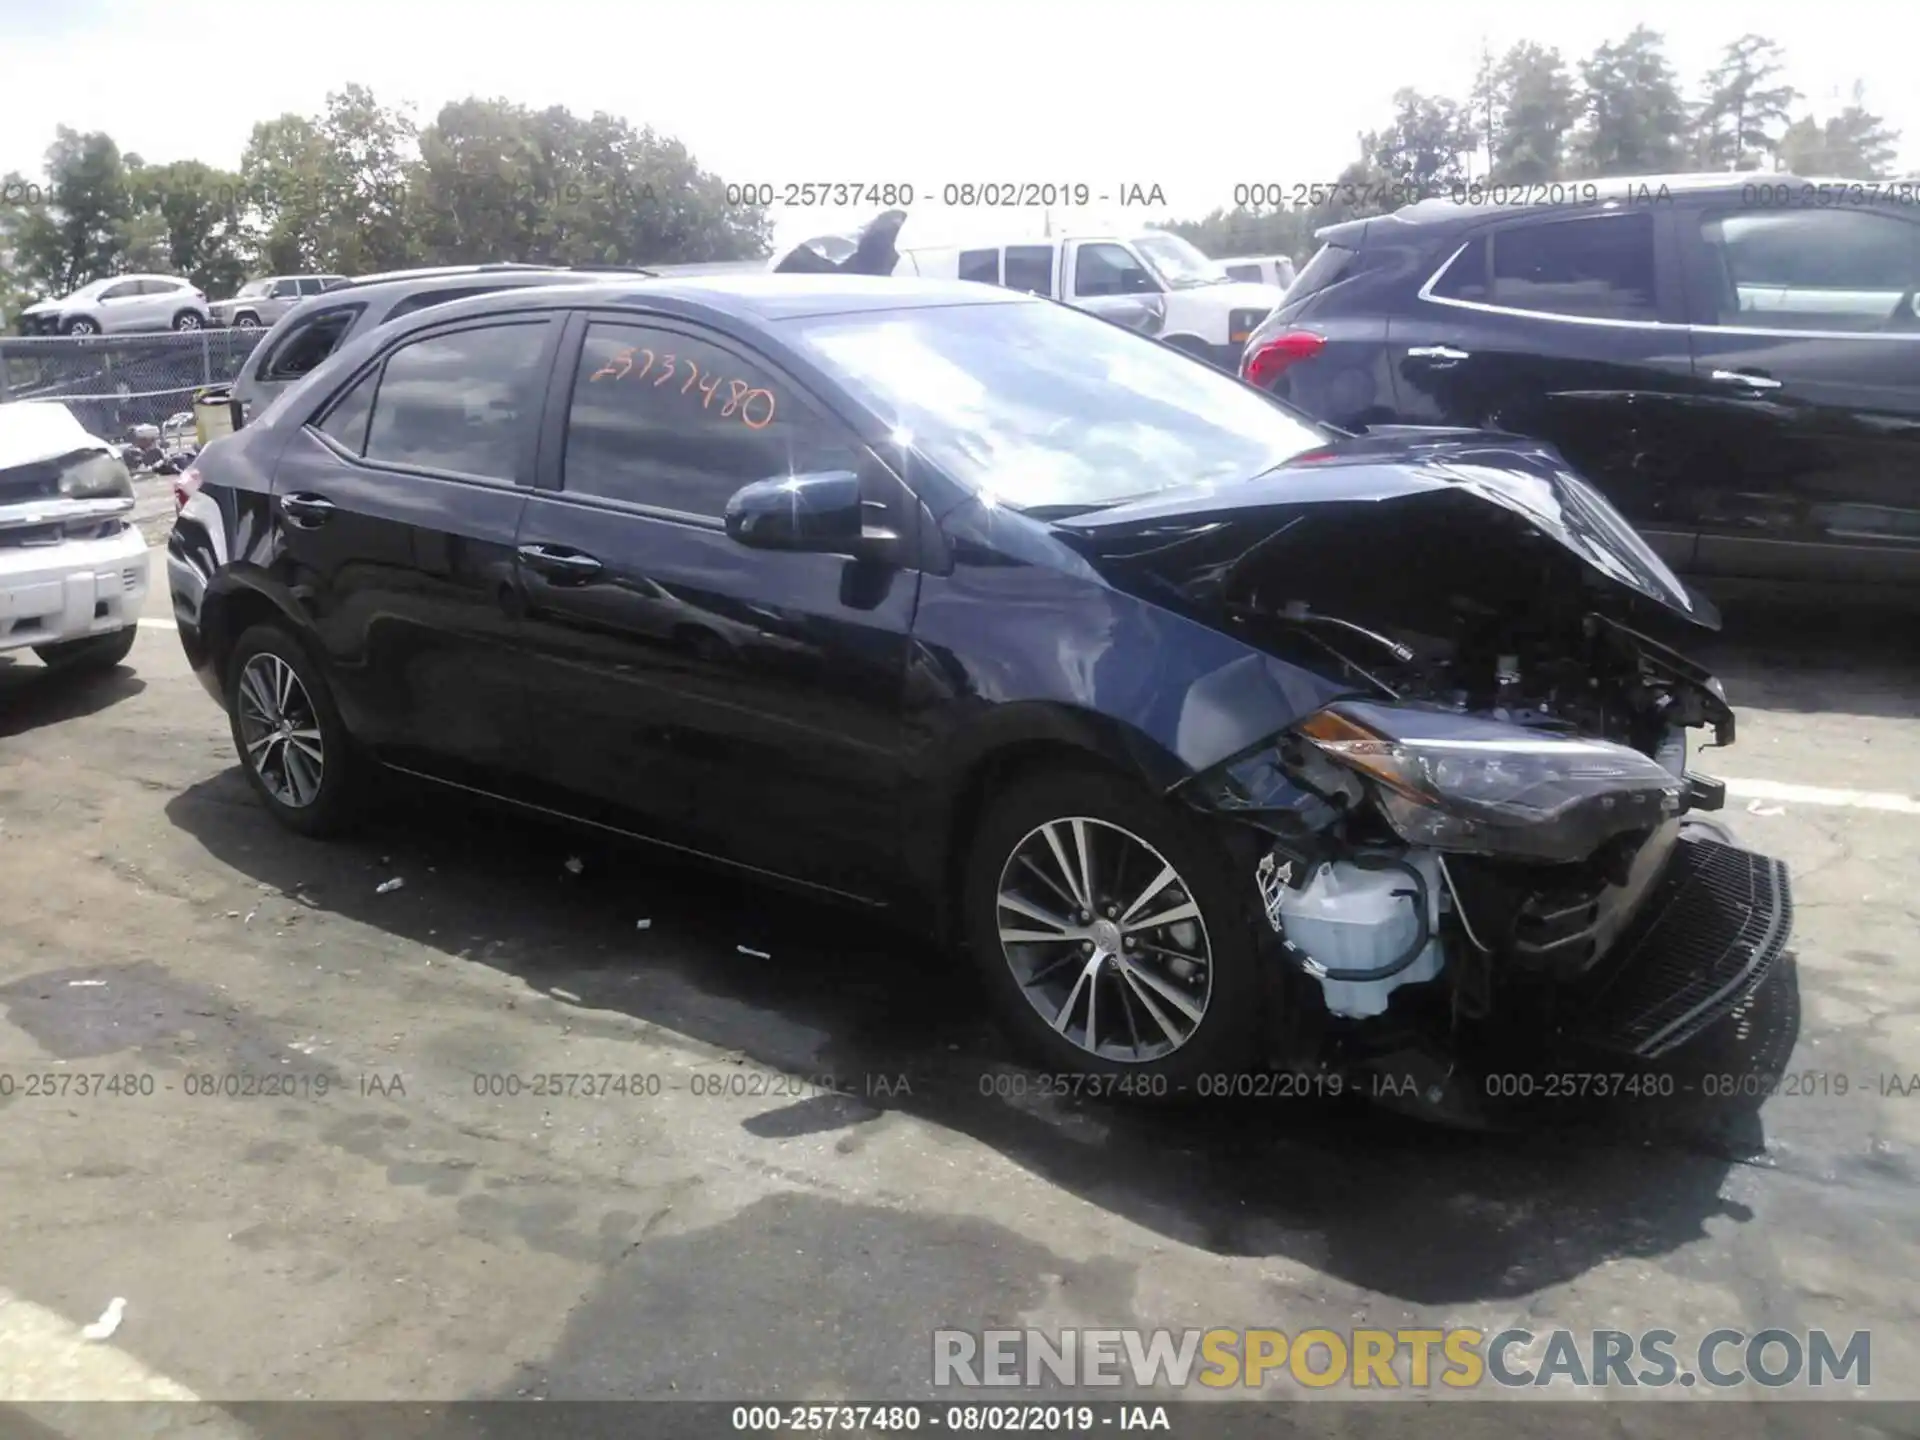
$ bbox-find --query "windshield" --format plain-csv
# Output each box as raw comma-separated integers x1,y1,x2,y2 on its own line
788,297,1329,511
1132,233,1227,289
236,280,272,298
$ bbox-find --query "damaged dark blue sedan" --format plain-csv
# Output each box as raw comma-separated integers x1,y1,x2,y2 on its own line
166,272,1792,1122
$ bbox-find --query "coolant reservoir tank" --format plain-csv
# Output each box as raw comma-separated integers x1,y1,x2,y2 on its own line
1277,854,1446,1020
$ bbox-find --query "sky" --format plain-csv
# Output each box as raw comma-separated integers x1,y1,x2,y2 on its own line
2,0,1916,254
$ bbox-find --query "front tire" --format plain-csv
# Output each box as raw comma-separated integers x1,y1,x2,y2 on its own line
225,623,365,837
63,316,99,336
33,625,136,673
961,764,1265,1088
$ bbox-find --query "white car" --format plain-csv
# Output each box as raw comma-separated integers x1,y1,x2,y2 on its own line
772,214,1286,370
1218,254,1297,291
15,274,211,336
0,402,148,672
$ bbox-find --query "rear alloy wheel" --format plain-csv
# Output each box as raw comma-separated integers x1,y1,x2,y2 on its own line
225,624,365,837
172,310,203,332
963,767,1263,1085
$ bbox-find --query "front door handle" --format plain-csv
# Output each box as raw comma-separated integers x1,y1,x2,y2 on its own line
1406,345,1470,361
517,543,603,583
279,492,337,526
1710,368,1782,391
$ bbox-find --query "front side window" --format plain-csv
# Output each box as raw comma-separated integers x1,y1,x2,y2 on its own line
99,281,141,301
789,297,1329,512
271,279,301,299
1700,208,1920,331
1002,245,1055,296
1074,242,1158,298
362,322,549,483
236,279,272,299
1486,212,1658,320
563,321,862,518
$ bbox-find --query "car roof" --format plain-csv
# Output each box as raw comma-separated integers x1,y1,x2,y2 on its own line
415,272,1035,325
1350,171,1894,240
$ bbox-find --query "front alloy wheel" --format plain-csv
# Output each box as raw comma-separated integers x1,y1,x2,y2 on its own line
235,652,324,807
997,817,1212,1062
964,766,1263,1085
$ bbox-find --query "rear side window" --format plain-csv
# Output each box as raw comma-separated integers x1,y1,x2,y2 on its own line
315,370,377,454
259,305,365,381
1486,213,1657,320
363,322,550,483
562,321,862,518
297,277,327,296
958,249,999,284
1699,207,1920,331
1003,245,1055,296
1285,242,1357,305
1430,235,1490,301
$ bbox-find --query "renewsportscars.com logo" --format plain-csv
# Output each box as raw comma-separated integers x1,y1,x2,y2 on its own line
932,1327,1872,1391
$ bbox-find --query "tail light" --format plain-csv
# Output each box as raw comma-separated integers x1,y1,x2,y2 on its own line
175,466,203,512
1242,330,1326,388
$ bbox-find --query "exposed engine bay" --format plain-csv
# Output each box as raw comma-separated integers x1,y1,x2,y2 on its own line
1052,429,1796,1120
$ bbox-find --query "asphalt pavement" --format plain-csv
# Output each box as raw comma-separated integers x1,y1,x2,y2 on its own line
1,542,1917,1427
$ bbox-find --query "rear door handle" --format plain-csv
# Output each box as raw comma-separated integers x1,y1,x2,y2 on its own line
517,543,603,583
1710,369,1782,390
279,492,337,526
1406,345,1470,361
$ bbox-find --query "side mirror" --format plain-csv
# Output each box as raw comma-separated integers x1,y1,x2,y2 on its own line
724,470,868,554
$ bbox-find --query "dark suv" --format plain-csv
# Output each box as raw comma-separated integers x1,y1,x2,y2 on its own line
1239,173,1920,591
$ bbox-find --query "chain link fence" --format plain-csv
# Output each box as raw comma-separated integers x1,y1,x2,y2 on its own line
0,330,267,439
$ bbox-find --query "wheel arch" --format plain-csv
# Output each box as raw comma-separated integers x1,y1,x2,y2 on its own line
918,703,1194,945
199,572,316,696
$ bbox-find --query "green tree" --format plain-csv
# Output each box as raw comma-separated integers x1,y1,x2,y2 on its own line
1488,42,1578,183
126,158,250,294
1570,27,1689,176
1163,205,1312,261
1367,88,1477,197
410,98,771,268
1694,35,1798,170
10,127,134,294
240,85,420,275
1776,84,1901,177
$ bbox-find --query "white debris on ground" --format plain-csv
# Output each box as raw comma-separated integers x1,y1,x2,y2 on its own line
375,878,405,894
80,1297,126,1342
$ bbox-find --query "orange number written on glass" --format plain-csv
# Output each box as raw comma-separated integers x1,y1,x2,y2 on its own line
589,344,776,430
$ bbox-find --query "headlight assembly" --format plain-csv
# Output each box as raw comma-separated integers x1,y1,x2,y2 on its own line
1295,701,1684,863
57,449,134,501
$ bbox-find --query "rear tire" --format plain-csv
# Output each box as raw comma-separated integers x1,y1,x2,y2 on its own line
961,764,1265,1090
33,625,136,673
172,310,204,332
225,623,366,838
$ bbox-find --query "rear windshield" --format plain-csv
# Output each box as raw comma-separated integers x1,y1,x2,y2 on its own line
787,298,1329,513
1285,242,1357,304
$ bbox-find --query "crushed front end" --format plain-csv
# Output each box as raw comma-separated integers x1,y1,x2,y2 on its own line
1180,606,1793,1125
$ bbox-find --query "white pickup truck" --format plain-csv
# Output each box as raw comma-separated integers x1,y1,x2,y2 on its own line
0,401,148,673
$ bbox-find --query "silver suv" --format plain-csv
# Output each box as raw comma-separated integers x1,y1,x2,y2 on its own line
210,274,349,329
16,274,211,335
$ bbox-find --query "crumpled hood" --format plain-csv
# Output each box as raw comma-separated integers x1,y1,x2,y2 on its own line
1051,426,1719,631
0,400,111,469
